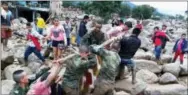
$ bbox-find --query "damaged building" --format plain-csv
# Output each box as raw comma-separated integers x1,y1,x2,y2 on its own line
6,1,53,22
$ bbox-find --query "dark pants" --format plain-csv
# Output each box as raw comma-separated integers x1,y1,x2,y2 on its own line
67,38,70,46
24,46,45,62
51,83,64,95
116,59,136,84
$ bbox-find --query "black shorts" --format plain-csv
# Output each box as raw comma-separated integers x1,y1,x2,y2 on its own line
52,40,64,47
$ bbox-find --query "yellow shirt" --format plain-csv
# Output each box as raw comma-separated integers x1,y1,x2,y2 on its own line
37,17,46,28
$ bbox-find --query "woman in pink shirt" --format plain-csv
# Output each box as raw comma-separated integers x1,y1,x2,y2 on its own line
47,18,67,61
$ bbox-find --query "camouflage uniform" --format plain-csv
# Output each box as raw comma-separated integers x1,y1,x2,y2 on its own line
62,54,97,95
9,67,50,95
90,45,121,95
81,30,105,46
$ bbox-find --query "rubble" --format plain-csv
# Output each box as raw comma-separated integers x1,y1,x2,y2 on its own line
4,64,33,80
159,73,178,84
144,84,187,95
134,59,162,73
163,63,181,77
136,69,159,84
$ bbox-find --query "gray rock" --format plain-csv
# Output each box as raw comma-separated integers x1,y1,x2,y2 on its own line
161,55,173,63
1,70,5,80
180,63,188,76
134,59,162,73
163,63,181,77
1,50,14,70
115,77,147,94
19,17,28,24
115,91,130,95
131,80,147,95
4,64,33,80
178,76,188,87
136,69,159,84
13,46,25,58
144,84,187,95
28,62,42,73
134,51,153,60
1,80,15,95
159,73,178,84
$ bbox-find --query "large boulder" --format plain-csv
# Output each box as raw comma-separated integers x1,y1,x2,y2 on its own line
28,62,42,73
13,46,26,58
159,73,178,84
136,69,159,84
1,80,15,95
144,84,187,95
19,17,28,24
1,50,14,70
161,55,173,63
134,59,162,73
178,76,188,87
163,63,181,77
115,77,147,94
180,63,188,76
115,91,130,95
1,70,5,80
4,64,33,80
134,51,153,60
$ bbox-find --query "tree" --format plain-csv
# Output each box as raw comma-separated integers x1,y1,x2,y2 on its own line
119,4,131,17
176,14,184,20
132,5,155,19
78,1,122,23
62,1,74,7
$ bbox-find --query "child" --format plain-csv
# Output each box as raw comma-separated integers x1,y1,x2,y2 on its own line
24,23,47,65
172,33,187,64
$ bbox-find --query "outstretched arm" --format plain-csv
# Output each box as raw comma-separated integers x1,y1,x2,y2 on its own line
45,63,61,87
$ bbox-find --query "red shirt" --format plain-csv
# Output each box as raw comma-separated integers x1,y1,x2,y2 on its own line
136,24,143,30
153,31,167,46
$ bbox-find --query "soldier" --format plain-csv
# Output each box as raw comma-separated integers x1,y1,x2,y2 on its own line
62,45,97,95
10,67,50,95
81,22,105,46
90,44,121,95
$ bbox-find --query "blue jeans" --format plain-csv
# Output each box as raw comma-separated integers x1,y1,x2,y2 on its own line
120,58,135,69
154,46,162,60
37,28,43,35
24,46,45,62
117,58,136,82
76,35,82,45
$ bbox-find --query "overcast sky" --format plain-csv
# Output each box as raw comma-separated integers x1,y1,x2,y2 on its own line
132,2,187,16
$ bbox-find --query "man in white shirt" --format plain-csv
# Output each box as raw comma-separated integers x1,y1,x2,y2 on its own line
63,17,72,46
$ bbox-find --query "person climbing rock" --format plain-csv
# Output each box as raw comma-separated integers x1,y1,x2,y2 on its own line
117,28,141,84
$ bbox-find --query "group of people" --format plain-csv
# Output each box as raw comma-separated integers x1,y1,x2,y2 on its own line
10,14,143,95
152,25,187,64
1,2,187,95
